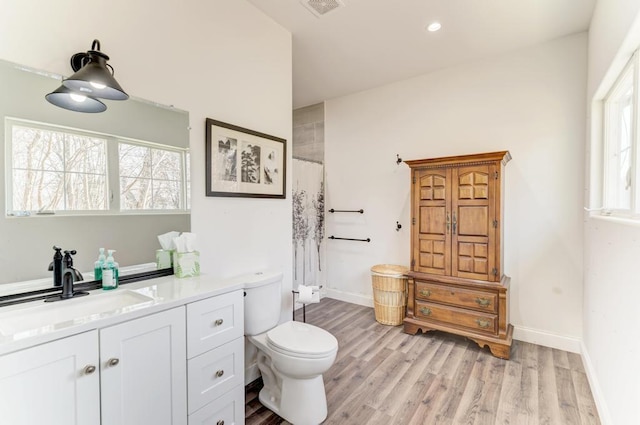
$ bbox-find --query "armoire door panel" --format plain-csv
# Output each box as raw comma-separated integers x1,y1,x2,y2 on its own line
457,170,490,200
418,239,446,272
457,206,489,236
419,206,446,235
419,174,447,201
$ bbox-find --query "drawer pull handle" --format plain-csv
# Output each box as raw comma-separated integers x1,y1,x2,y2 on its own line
217,421,225,425
419,307,432,316
214,319,224,326
215,369,225,378
476,319,491,329
419,290,431,297
475,298,491,307
108,358,120,367
83,365,96,375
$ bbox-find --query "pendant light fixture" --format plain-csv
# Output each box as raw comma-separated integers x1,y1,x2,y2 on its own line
46,39,128,112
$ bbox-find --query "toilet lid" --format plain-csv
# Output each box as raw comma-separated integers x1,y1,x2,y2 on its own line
266,321,338,357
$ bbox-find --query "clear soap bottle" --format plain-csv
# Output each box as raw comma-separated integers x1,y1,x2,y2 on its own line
94,248,105,281
102,249,118,290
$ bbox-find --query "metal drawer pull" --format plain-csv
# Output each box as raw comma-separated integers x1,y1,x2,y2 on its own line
475,298,491,307
108,358,120,367
217,421,225,425
214,318,224,326
83,365,96,375
215,370,224,378
419,307,432,316
419,290,431,297
476,319,491,329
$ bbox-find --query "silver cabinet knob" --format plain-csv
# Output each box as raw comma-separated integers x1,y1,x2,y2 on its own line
217,421,224,425
83,365,96,375
215,370,224,378
107,358,120,367
214,319,224,326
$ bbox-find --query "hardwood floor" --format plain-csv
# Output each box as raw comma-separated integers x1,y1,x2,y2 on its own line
245,298,600,425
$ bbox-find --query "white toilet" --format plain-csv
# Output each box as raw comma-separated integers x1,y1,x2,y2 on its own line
244,271,338,425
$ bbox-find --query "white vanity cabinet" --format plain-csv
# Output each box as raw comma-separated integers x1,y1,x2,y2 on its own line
0,307,186,425
186,290,245,425
0,330,100,425
100,306,187,425
0,277,246,425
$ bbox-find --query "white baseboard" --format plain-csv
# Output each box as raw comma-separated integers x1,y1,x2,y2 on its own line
245,363,260,386
512,324,581,353
325,288,374,308
580,341,612,425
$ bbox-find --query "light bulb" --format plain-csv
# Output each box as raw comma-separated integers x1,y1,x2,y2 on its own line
427,22,442,32
70,93,87,103
90,81,106,89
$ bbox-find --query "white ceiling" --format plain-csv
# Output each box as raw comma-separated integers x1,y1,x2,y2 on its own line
247,0,596,109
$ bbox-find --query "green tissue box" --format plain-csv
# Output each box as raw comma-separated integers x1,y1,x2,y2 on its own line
172,251,200,278
156,249,174,270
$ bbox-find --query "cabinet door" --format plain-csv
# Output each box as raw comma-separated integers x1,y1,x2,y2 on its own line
100,307,187,425
0,331,100,425
414,168,451,275
451,164,497,281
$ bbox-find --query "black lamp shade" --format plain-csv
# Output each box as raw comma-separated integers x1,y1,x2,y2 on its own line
62,52,128,101
45,85,107,113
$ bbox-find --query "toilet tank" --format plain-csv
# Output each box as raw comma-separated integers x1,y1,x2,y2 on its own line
243,271,283,336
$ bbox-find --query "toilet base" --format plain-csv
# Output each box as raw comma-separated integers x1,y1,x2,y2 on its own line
259,374,328,425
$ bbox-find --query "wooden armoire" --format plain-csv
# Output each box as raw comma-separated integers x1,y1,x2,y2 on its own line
403,151,513,359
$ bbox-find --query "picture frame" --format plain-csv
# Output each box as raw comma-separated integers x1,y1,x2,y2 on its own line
205,118,287,198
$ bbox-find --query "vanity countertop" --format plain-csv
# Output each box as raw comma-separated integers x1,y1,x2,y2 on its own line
0,274,246,356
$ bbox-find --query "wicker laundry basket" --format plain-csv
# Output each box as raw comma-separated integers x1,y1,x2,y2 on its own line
371,264,409,326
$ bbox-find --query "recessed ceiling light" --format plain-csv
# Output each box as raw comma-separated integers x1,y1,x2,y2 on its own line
427,22,442,32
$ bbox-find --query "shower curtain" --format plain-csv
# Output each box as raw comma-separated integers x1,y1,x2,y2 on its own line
292,158,325,288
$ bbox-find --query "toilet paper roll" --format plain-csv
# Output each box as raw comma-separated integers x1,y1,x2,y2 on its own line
298,284,318,304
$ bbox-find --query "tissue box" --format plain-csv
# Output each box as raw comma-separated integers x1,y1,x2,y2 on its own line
156,249,174,270
172,251,200,278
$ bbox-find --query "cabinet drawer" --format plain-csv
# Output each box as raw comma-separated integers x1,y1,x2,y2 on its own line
415,300,497,335
188,383,244,425
187,290,243,358
415,281,497,313
187,337,243,415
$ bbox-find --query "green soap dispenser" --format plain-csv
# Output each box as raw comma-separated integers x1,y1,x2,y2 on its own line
94,248,105,281
102,249,118,290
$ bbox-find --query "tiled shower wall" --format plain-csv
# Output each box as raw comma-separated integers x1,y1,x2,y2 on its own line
293,103,324,163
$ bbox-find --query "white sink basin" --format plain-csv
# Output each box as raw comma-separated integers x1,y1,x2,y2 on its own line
0,290,155,338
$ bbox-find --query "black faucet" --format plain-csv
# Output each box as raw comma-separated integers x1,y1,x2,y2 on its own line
45,248,89,302
48,246,64,287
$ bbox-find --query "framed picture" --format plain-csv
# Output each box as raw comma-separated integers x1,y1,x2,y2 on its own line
205,119,286,198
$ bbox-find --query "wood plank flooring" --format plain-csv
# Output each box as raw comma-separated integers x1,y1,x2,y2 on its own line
245,298,600,425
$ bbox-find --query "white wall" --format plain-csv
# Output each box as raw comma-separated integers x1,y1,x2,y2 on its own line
583,2,640,425
324,33,587,351
0,1,293,315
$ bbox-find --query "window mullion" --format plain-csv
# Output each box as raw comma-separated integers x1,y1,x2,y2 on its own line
107,137,120,212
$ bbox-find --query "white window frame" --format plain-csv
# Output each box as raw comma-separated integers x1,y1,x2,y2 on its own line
5,117,190,217
599,52,640,220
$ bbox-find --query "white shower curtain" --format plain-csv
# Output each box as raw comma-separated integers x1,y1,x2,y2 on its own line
292,159,325,288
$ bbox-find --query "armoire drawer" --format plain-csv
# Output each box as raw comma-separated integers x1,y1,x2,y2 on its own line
415,281,498,313
415,300,497,335
187,290,244,359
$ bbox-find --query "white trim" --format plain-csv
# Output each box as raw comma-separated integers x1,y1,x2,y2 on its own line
580,341,613,425
245,363,260,386
325,289,374,308
512,324,581,353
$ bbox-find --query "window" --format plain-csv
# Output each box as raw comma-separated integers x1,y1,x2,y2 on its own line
602,53,640,217
6,119,189,216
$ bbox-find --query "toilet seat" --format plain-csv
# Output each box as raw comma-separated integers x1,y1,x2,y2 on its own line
266,321,338,359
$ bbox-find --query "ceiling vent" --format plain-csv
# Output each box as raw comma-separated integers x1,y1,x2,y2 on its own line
300,0,345,18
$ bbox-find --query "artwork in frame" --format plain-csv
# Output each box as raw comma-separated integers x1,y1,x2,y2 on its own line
205,118,286,198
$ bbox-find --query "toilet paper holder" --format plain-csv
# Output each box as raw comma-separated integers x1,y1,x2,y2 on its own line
291,285,323,323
